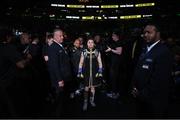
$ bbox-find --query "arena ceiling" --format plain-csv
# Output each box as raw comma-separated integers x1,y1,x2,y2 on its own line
0,0,179,22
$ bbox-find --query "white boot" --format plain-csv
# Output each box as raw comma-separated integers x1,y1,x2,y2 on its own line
90,97,96,107
83,100,88,111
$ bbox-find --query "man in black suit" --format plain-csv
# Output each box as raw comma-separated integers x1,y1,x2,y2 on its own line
47,28,72,117
132,24,173,118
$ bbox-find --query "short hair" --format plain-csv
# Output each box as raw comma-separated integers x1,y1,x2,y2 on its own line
53,28,63,33
93,34,101,38
86,36,94,41
47,33,53,39
145,22,161,32
112,29,122,36
74,38,80,42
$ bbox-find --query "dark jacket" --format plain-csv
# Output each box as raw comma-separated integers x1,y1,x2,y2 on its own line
48,41,72,89
133,42,173,105
69,46,83,75
0,43,23,87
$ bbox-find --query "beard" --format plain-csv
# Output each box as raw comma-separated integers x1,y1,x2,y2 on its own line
146,41,155,47
145,34,158,46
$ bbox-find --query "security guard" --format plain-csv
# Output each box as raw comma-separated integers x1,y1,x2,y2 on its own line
47,28,72,117
132,24,173,118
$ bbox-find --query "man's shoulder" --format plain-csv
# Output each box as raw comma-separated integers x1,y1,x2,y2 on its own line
154,42,173,58
49,42,62,49
154,42,170,52
160,43,171,53
50,42,58,47
48,43,58,54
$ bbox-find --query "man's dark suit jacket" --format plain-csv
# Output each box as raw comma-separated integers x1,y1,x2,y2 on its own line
48,41,72,90
133,41,173,112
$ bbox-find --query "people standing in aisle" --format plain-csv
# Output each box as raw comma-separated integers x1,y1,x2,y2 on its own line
78,36,85,49
41,33,55,103
105,30,125,99
131,23,174,118
0,29,30,117
123,28,144,99
77,38,103,111
47,28,72,117
69,39,84,98
42,33,53,62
